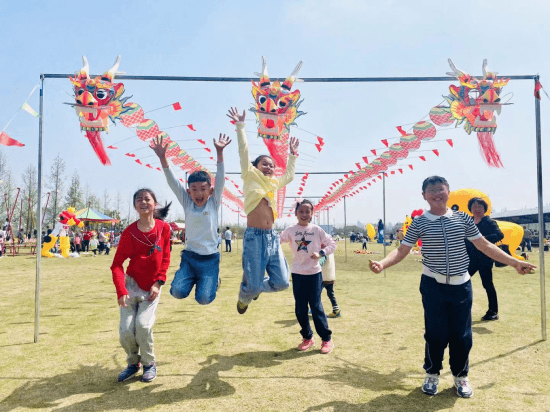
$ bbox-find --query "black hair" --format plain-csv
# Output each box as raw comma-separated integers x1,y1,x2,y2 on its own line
133,188,172,220
295,199,315,214
422,176,449,193
252,155,274,168
468,197,488,213
188,171,211,186
226,226,230,230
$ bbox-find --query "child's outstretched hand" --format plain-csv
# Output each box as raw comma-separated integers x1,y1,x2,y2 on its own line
227,107,246,123
150,134,169,168
289,137,299,156
214,133,232,152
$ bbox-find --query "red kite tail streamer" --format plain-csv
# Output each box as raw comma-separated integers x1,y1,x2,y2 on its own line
477,132,503,168
86,131,111,165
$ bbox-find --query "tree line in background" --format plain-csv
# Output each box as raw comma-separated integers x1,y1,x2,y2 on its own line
0,151,130,235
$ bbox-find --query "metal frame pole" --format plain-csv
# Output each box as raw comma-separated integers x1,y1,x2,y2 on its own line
534,76,547,341
34,76,44,343
383,173,387,278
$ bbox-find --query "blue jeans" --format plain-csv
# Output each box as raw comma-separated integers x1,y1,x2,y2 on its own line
170,250,220,305
238,227,289,304
293,273,332,341
420,275,473,377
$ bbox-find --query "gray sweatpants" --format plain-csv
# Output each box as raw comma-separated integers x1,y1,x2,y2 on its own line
119,275,161,366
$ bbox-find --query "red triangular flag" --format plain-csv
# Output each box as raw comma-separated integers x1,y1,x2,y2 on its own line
172,102,182,110
204,148,211,153
198,139,206,145
156,167,161,171
362,156,369,164
339,179,344,183
371,149,377,156
409,164,413,170
446,139,454,147
355,163,362,170
106,145,118,149
432,149,439,156
146,164,153,169
419,156,426,161
378,175,382,180
381,139,389,147
125,153,136,157
0,132,24,147
396,126,407,136
368,183,371,186
344,174,348,179
535,81,543,100
398,168,403,174
391,171,395,174
384,173,388,177
315,143,322,152
135,159,142,165
317,136,324,145
187,124,196,131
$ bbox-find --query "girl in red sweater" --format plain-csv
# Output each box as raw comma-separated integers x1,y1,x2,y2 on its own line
111,188,171,383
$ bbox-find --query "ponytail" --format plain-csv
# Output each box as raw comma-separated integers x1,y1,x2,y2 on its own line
154,202,172,221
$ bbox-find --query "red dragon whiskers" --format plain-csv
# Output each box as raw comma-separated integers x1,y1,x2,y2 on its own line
85,131,111,166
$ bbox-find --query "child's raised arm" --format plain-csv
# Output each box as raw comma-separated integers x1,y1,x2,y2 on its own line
213,133,231,206
227,107,250,178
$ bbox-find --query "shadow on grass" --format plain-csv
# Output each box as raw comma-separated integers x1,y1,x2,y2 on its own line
304,388,458,412
0,349,315,411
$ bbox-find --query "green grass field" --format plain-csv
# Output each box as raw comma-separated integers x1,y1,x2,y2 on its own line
0,240,549,411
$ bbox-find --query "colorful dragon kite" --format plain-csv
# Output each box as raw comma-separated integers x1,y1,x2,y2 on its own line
250,57,305,217
314,58,510,212
442,59,509,168
69,56,244,210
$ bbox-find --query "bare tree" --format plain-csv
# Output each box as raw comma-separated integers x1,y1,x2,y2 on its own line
20,164,38,235
65,170,83,210
102,189,111,214
0,151,15,223
46,154,66,227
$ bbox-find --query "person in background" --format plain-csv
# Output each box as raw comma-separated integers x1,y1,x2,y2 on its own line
521,226,533,253
465,198,504,321
224,226,232,252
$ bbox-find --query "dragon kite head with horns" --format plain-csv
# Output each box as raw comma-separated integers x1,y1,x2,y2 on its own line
250,57,305,139
69,56,130,165
442,59,509,167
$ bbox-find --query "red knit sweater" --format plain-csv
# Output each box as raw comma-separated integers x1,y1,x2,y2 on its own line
111,219,171,299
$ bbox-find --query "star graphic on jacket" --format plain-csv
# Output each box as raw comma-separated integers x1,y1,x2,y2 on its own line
296,236,311,252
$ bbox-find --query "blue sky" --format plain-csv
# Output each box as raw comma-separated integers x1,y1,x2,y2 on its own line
1,0,549,227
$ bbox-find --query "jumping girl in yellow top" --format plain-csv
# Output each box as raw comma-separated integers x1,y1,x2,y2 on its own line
227,107,299,314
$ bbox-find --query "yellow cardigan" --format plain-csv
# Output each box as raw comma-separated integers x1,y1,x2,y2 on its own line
236,122,296,219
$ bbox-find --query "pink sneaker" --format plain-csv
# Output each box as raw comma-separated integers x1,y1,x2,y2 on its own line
297,338,315,351
320,340,334,354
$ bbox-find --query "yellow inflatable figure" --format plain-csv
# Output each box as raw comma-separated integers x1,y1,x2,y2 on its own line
366,223,376,241
41,207,85,258
447,189,524,262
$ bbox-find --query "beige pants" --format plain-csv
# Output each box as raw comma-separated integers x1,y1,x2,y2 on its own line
119,275,161,366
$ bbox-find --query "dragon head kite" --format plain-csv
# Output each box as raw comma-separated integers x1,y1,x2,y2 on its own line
69,56,129,165
250,57,305,139
441,59,509,167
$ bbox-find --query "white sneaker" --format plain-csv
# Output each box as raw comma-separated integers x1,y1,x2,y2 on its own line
421,373,439,396
454,376,474,398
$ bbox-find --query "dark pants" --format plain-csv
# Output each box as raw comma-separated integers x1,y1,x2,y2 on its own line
225,239,231,252
75,244,81,253
82,239,90,252
104,245,110,256
362,243,367,250
99,241,105,253
323,282,339,312
468,259,498,313
420,275,472,377
292,273,332,342
521,239,532,252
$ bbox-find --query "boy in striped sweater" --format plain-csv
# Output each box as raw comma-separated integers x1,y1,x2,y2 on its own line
369,176,535,398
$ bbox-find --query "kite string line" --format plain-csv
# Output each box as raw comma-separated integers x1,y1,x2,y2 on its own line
2,81,40,132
